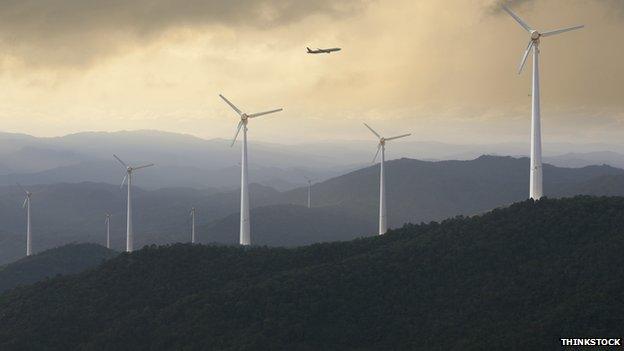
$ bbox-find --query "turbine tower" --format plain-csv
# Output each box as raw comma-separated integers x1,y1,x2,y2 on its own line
114,154,154,252
220,94,283,246
105,213,111,249
363,123,411,235
502,5,584,200
18,184,33,256
304,176,313,209
189,207,196,244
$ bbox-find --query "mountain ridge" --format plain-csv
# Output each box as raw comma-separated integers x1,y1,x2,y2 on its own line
0,196,622,349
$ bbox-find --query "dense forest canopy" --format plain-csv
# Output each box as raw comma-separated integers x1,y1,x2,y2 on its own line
0,243,117,293
0,196,623,350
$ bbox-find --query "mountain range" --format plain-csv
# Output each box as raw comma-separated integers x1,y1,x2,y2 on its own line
3,155,624,265
3,130,624,191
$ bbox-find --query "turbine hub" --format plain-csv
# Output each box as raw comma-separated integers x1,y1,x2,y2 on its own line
241,113,248,121
531,30,540,40
380,138,386,145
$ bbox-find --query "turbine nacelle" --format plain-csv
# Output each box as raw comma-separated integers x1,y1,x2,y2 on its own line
17,183,32,208
530,30,540,40
363,123,411,163
113,154,154,188
219,94,283,147
502,5,584,74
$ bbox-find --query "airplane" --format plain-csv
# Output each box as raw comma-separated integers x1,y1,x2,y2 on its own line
307,47,341,54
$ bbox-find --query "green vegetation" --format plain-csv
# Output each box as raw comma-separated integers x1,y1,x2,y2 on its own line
0,196,623,350
201,203,376,245
0,243,117,293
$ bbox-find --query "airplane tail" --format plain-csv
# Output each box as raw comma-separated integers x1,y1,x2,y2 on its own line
306,47,312,53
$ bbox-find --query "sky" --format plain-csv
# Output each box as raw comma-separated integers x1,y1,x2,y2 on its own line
0,0,622,145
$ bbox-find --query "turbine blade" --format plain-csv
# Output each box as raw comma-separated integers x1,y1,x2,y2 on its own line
248,108,283,118
219,94,243,116
363,123,381,138
541,25,584,37
120,174,127,189
372,144,382,163
22,197,27,208
385,133,411,141
133,163,154,171
113,154,128,168
231,120,243,147
518,40,534,74
502,5,533,32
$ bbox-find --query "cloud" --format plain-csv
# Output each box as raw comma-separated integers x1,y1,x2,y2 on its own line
0,0,370,68
488,0,624,14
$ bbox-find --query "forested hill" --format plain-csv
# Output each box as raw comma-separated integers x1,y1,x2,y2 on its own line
0,243,117,293
200,204,376,246
1,196,623,350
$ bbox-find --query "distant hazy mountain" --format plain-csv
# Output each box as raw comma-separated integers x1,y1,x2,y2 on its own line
1,197,622,349
0,231,24,266
200,204,376,246
545,151,624,169
0,130,354,190
0,243,117,293
2,155,624,265
282,155,624,227
0,182,282,263
2,130,624,190
1,160,322,191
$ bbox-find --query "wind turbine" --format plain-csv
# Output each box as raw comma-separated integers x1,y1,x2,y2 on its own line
304,176,313,209
220,94,283,246
105,213,111,249
502,5,584,200
363,123,411,235
17,183,33,256
113,154,154,252
189,207,196,244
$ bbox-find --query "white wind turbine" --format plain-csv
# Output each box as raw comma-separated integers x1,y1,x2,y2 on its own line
189,207,196,244
502,5,584,200
304,176,313,209
220,94,283,246
363,123,411,235
113,154,154,252
105,213,111,249
17,183,33,256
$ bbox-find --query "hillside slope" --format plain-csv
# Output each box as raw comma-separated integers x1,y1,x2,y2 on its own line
3,156,624,265
0,197,623,350
200,204,376,245
0,243,117,293
283,155,624,225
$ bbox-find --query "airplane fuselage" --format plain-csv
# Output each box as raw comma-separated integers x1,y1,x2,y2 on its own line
307,47,341,54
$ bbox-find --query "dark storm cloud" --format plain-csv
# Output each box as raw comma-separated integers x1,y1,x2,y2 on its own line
0,0,369,68
488,0,624,14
